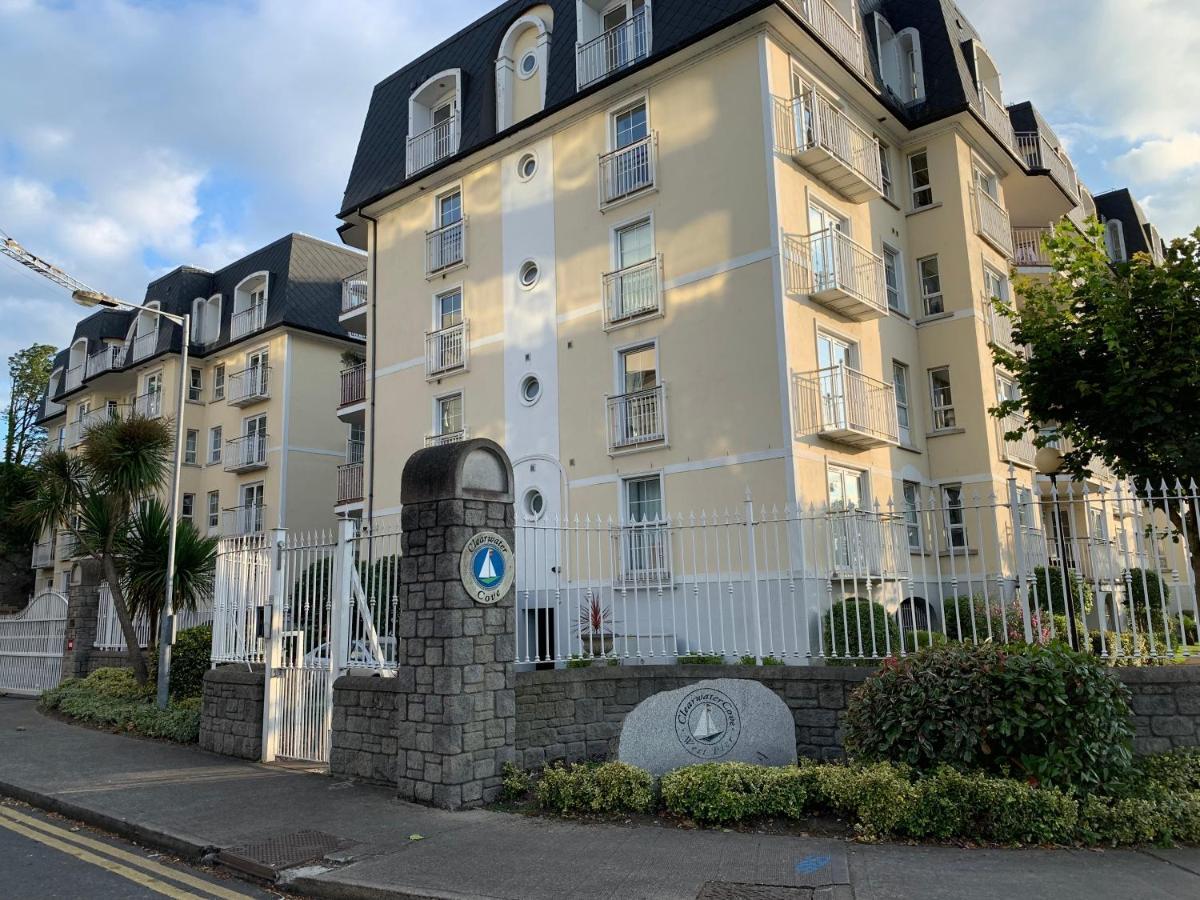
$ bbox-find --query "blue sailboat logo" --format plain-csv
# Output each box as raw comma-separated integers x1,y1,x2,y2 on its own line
472,546,503,588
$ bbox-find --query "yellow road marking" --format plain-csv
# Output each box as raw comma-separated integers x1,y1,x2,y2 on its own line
0,806,252,900
0,805,252,900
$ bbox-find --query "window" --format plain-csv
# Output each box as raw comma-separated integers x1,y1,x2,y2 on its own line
241,483,265,534
942,484,967,548
439,190,462,229
613,101,648,150
209,426,223,464
188,367,202,403
207,491,220,531
874,15,925,103
982,265,1008,302
519,260,540,288
213,363,225,401
893,361,912,445
181,493,195,524
619,343,658,395
1104,219,1127,263
624,473,663,524
902,481,922,551
908,150,933,208
918,255,943,316
1015,485,1034,529
973,163,999,202
518,153,537,180
616,218,653,269
996,373,1020,409
437,393,464,437
878,142,893,201
184,429,198,465
520,374,542,405
523,489,545,521
929,367,955,430
882,245,904,313
436,289,463,330
406,68,462,176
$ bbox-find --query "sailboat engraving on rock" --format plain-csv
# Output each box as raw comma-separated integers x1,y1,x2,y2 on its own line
691,702,725,743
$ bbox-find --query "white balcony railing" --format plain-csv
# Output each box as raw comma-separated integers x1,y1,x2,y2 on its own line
85,345,123,379
30,540,54,569
65,365,84,393
1012,226,1053,268
603,256,662,328
227,366,270,406
784,229,887,320
426,219,466,276
825,510,909,579
224,433,268,472
231,303,267,340
407,116,459,178
794,365,899,448
133,390,162,419
985,300,1022,354
606,384,667,453
425,428,468,448
783,0,864,75
978,86,1016,152
68,405,128,446
340,363,366,407
576,8,651,89
1015,132,1079,203
598,134,657,207
999,414,1036,467
337,460,364,505
425,321,469,379
342,271,368,315
973,190,1014,257
776,93,882,200
222,504,267,536
41,396,65,419
132,330,158,362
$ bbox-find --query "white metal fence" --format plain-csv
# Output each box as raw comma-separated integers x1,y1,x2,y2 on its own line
94,582,213,651
0,592,67,696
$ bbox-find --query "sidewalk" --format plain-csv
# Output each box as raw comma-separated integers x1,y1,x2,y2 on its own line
1,697,1198,900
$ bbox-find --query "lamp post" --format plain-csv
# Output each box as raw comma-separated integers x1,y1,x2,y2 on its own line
73,289,189,710
1034,444,1079,650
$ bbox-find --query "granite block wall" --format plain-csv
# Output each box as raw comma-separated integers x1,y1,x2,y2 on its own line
199,667,264,760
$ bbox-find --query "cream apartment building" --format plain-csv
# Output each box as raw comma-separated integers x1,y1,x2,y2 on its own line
32,234,366,596
333,0,1169,657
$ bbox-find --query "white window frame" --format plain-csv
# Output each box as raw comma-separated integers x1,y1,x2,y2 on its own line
892,360,912,445
929,366,956,431
608,93,650,153
825,462,869,510
1104,219,1127,263
208,425,223,464
902,481,923,551
207,491,220,532
434,391,465,437
212,363,225,401
942,483,968,549
917,255,943,316
882,243,905,313
181,493,195,524
878,140,894,201
613,337,660,395
184,428,198,466
908,149,933,209
982,264,1008,302
188,366,203,403
621,470,666,526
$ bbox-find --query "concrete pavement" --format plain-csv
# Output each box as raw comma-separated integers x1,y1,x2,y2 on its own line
1,697,1198,900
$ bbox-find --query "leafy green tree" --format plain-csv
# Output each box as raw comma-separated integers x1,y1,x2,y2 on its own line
992,223,1200,585
5,343,56,465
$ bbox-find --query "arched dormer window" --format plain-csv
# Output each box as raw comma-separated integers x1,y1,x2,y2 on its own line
191,294,222,345
1104,219,1128,263
132,302,160,362
407,69,462,177
576,1,652,89
65,338,87,390
232,273,268,340
874,15,924,103
496,8,553,131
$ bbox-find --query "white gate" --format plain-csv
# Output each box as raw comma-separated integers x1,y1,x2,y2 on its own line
0,592,68,696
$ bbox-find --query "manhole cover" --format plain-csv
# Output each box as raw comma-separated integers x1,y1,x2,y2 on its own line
219,829,355,880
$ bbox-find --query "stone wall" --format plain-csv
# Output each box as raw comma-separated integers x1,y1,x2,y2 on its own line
83,648,147,675
199,667,264,760
61,561,102,681
330,674,408,785
1121,667,1200,754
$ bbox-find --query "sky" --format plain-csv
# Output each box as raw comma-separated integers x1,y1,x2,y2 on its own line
1,0,1197,439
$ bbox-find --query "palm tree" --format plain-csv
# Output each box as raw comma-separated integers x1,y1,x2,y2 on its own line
21,414,174,683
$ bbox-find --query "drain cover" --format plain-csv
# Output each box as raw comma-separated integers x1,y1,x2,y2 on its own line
219,829,354,880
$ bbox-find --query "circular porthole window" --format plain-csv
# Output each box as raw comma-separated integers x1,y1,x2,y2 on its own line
519,260,540,289
519,51,538,78
520,374,542,405
523,488,545,520
517,153,537,180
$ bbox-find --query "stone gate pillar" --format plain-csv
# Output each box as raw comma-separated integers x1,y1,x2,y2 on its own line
62,559,102,679
397,438,517,809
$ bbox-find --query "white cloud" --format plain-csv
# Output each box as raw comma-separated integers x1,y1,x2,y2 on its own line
1112,133,1200,184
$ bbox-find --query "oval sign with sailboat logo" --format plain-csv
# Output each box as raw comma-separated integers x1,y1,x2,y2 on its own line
460,531,515,605
675,687,742,759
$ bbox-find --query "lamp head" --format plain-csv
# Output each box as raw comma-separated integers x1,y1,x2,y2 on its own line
1035,445,1065,477
72,289,124,310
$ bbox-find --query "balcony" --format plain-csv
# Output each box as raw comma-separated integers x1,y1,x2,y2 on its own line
972,190,1014,258
227,366,270,407
67,406,127,447
783,229,887,321
426,219,466,276
64,364,84,393
425,322,469,379
978,86,1016,153
782,0,864,76
56,532,80,560
606,384,667,454
794,365,899,449
339,362,366,408
425,428,468,448
823,510,909,580
338,443,364,506
231,303,267,340
222,504,267,536
984,298,1023,355
616,523,671,586
30,540,54,569
41,396,65,419
775,93,882,201
85,344,124,379
342,271,367,316
407,116,459,178
576,8,651,89
1012,226,1053,269
598,134,656,208
603,256,663,329
133,390,162,419
998,414,1036,468
224,433,269,472
131,330,158,362
1015,132,1079,205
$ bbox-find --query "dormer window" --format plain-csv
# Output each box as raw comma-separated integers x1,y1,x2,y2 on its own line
577,0,652,90
407,69,462,177
496,10,552,130
66,338,87,391
874,15,924,103
132,303,160,362
232,273,268,340
1104,219,1128,263
191,294,222,345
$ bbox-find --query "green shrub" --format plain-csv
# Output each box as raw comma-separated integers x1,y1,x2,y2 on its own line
844,642,1134,793
1029,566,1094,617
534,762,654,816
500,762,532,802
898,629,947,652
940,595,1007,642
1183,614,1198,645
566,656,592,669
146,624,213,701
1124,568,1171,632
738,655,785,666
38,668,199,743
678,654,724,665
1089,628,1152,664
822,599,899,665
661,762,811,825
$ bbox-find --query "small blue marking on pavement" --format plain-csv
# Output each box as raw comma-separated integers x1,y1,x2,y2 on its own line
795,855,831,874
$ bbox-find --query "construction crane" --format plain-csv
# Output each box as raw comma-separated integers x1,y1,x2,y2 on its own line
0,226,119,305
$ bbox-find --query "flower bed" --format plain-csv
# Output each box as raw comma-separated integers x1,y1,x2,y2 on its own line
39,667,201,744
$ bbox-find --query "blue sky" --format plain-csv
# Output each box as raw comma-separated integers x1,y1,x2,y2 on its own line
1,0,1197,443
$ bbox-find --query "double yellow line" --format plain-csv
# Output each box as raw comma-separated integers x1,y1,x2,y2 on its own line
0,804,253,899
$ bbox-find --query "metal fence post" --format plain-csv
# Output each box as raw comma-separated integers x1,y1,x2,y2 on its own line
260,527,287,763
325,518,356,760
1005,467,1035,643
744,489,765,664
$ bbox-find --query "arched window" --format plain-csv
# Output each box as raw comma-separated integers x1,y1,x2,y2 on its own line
407,69,463,176
1104,219,1127,262
132,302,160,362
899,597,931,631
496,9,553,130
875,15,925,103
232,273,268,339
192,293,222,345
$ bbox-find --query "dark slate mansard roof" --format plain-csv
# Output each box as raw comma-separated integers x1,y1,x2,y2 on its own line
339,0,1002,221
1094,189,1162,259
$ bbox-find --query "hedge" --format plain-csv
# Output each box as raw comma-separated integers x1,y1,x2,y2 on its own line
39,668,201,743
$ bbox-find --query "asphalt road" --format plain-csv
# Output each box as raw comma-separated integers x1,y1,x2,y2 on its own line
0,799,277,900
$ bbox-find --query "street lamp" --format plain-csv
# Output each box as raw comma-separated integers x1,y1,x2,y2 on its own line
73,289,190,710
1034,444,1080,650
